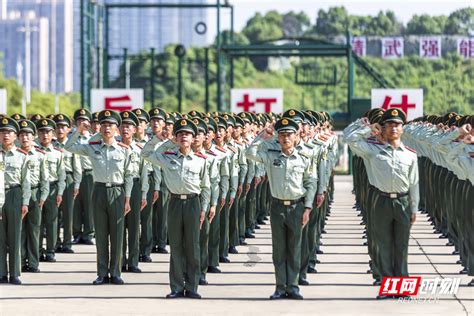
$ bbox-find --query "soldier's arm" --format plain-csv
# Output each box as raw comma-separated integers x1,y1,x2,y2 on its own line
238,146,248,185
140,159,150,200
56,154,67,196
219,156,230,199
199,159,211,212
39,155,50,201
408,157,420,214
317,157,327,195
64,131,91,156
153,166,162,191
302,158,317,209
342,121,373,158
21,156,32,206
123,149,134,198
208,158,219,207
245,132,268,164
72,154,82,190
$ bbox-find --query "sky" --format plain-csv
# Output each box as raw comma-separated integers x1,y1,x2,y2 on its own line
211,0,472,33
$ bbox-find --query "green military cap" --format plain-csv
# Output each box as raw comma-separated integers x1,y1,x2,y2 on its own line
92,112,100,122
234,116,245,128
237,112,251,124
36,118,56,131
302,112,313,125
282,109,304,123
11,113,26,121
274,117,299,133
215,116,228,129
381,108,407,124
203,116,217,132
149,107,166,120
173,118,198,136
132,108,150,123
98,110,121,126
120,110,140,126
447,114,462,127
165,112,176,124
466,115,474,127
191,117,208,133
248,112,258,124
172,112,183,119
74,108,92,121
442,112,457,124
18,119,37,135
46,114,55,120
29,113,44,122
188,110,203,118
368,108,385,121
53,113,72,127
222,113,236,127
0,117,20,133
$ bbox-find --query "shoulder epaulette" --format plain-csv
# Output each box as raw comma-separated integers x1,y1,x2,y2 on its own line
164,151,176,155
136,143,144,149
206,150,217,156
34,146,46,154
89,141,102,145
367,140,384,145
16,148,28,155
53,146,64,153
303,142,314,149
117,142,129,149
268,149,281,153
468,152,474,158
195,152,207,159
234,140,243,146
215,145,226,153
367,136,376,141
405,146,417,153
243,139,249,145
227,145,237,153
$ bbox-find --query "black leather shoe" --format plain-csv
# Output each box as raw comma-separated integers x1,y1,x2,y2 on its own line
0,276,8,283
9,277,21,285
367,269,373,274
45,255,56,262
468,279,474,287
121,266,127,272
228,246,238,254
373,280,382,286
28,267,40,273
245,233,255,239
319,241,324,246
452,250,460,255
128,266,142,273
307,267,317,274
92,276,109,285
255,225,261,229
55,246,63,253
22,265,29,272
298,278,309,285
185,291,202,299
166,291,184,299
110,276,124,285
287,292,304,300
257,219,266,225
82,239,94,245
269,291,286,300
157,247,168,254
219,256,230,263
446,242,454,246
316,259,321,264
316,249,324,255
199,277,208,285
460,268,468,274
62,248,74,254
239,240,248,246
363,241,368,246
207,266,221,273
140,255,152,263
321,229,327,234
72,236,81,244
456,259,462,264
39,254,46,262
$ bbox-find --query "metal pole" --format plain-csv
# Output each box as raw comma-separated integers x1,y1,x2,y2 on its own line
230,56,234,88
178,55,183,112
230,5,234,44
216,0,221,112
124,48,130,88
150,48,155,107
204,47,209,113
80,0,84,107
24,16,31,104
104,7,109,88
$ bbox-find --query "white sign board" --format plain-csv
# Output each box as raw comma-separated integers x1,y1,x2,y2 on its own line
371,89,423,121
90,89,144,113
230,89,283,114
0,89,6,114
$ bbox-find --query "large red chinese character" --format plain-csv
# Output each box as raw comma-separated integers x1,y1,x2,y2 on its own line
255,98,277,113
383,38,403,58
236,94,255,112
421,39,440,58
352,38,365,57
381,94,416,115
104,95,133,112
379,277,421,297
458,39,474,58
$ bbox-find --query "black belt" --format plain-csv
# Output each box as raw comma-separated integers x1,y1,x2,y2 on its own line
133,178,140,182
170,193,198,200
50,181,58,186
5,184,21,190
371,186,408,199
84,169,93,173
66,171,73,175
31,185,39,190
273,197,304,206
95,182,123,188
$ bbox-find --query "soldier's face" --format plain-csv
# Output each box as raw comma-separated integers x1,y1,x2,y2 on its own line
0,130,17,146
278,131,296,150
19,132,34,148
176,131,194,148
216,127,226,142
100,122,117,139
38,129,54,145
205,130,215,146
56,124,70,140
232,126,242,139
150,118,162,134
193,131,205,147
120,123,136,140
382,122,403,140
137,121,147,134
91,122,100,132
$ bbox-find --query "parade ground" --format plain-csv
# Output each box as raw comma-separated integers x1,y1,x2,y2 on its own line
0,175,472,315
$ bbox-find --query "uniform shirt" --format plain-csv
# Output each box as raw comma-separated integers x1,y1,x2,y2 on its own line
447,142,474,185
141,137,211,212
28,147,50,201
36,143,66,196
206,144,230,203
77,134,93,171
0,152,4,208
64,132,134,198
246,133,317,209
55,138,82,190
343,120,419,213
1,146,31,206
232,137,249,186
128,140,150,200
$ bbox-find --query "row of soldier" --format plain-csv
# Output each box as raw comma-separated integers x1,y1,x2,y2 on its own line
0,107,338,299
345,108,473,298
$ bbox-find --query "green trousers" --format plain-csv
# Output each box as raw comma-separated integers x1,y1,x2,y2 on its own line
300,204,318,279
139,179,154,257
228,194,240,248
122,179,141,269
245,179,257,233
22,188,41,269
219,193,230,258
41,183,59,257
168,195,201,293
200,208,210,278
208,190,224,267
270,199,304,295
57,173,74,250
92,184,125,278
372,190,411,277
152,182,169,250
0,187,22,278
464,182,474,277
238,192,247,241
73,170,94,242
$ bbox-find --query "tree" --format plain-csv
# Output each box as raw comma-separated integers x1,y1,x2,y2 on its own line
406,14,447,35
282,11,311,37
444,8,474,35
313,7,349,37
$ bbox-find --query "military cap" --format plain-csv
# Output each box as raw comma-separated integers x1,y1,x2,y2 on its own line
36,118,56,131
234,116,245,128
132,108,150,123
149,107,166,120
237,112,251,124
282,109,304,123
18,119,37,135
447,114,462,127
302,112,314,125
53,113,72,127
0,117,20,133
46,114,55,120
188,110,203,118
274,117,299,133
165,112,176,125
172,112,183,119
92,112,100,122
248,112,258,124
203,116,217,132
442,112,457,124
120,110,140,127
11,113,26,121
74,108,92,121
98,110,121,126
215,116,228,129
29,113,44,122
191,117,208,133
222,113,236,127
381,108,406,124
173,118,198,136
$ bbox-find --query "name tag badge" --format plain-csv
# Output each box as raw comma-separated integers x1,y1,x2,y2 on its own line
273,159,282,167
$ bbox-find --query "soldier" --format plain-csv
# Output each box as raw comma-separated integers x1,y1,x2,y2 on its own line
246,118,317,300
65,110,133,285
18,120,49,273
142,118,210,299
0,117,31,284
36,118,66,263
53,114,82,253
343,109,419,299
